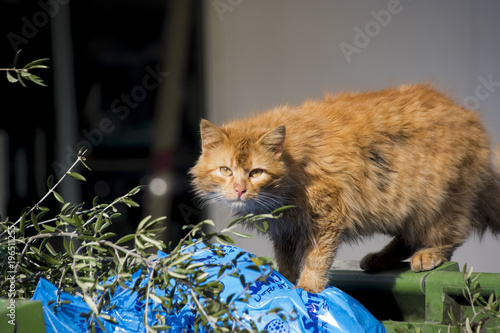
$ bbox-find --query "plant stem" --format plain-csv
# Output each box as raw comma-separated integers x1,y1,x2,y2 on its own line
11,148,87,228
190,288,218,331
0,68,28,72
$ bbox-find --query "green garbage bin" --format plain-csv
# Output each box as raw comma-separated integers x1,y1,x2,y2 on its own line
0,298,46,333
329,261,500,332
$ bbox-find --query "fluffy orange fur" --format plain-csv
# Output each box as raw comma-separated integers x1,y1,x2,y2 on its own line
190,84,500,293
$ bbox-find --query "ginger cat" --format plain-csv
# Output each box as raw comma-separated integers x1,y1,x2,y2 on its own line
190,84,500,293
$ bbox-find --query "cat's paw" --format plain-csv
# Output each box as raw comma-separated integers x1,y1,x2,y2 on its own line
295,273,326,293
294,282,323,294
410,249,445,272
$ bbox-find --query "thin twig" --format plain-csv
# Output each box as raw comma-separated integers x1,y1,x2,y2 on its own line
190,288,218,331
1,148,88,240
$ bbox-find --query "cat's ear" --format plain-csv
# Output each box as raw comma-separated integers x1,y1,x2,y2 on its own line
259,125,286,159
200,119,226,151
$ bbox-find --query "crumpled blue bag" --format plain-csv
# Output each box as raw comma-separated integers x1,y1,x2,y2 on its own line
31,243,386,332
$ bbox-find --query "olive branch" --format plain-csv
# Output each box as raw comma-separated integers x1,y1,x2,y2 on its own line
1,49,49,87
0,147,290,332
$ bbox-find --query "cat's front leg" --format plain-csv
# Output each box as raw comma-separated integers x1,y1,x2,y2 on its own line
295,230,341,293
273,240,301,284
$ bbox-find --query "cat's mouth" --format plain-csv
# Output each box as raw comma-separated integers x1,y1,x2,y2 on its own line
227,197,248,205
225,197,253,210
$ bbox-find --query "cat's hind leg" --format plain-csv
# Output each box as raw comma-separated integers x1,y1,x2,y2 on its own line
360,236,414,271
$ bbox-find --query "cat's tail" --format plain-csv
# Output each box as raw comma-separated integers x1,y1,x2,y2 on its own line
477,145,500,235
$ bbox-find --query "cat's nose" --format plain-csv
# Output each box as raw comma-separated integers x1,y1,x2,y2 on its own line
234,184,247,197
235,188,247,197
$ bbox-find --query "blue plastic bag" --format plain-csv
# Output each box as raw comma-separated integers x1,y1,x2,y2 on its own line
31,243,386,332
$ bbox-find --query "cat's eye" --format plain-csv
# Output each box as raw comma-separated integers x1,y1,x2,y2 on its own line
219,167,233,177
249,169,263,178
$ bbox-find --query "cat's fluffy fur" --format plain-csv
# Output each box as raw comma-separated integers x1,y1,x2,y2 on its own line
190,84,500,293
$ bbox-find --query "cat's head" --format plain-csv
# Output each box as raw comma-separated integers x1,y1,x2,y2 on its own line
190,119,287,214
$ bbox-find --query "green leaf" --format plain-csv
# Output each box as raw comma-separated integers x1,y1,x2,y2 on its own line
63,238,72,255
138,215,151,230
116,234,135,245
16,71,26,87
61,202,71,214
139,234,163,249
255,221,269,233
80,159,91,171
226,215,251,229
42,224,56,232
88,244,107,253
20,213,26,236
239,274,246,286
45,242,58,256
6,71,18,83
83,294,99,315
60,215,75,226
170,253,193,267
135,237,145,250
148,215,167,226
28,74,47,87
98,232,116,240
465,317,472,332
271,205,295,214
250,257,264,266
77,146,87,156
195,272,209,282
67,172,86,181
31,211,40,232
72,254,98,262
148,294,163,304
151,326,171,330
99,314,117,324
46,175,54,188
13,49,22,67
41,252,60,265
231,231,253,239
53,191,65,204
122,198,139,208
127,186,144,196
215,235,234,245
23,58,50,69
168,270,188,279
201,219,215,227
94,214,104,233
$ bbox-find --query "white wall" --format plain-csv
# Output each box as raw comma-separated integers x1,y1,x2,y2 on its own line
203,0,500,272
